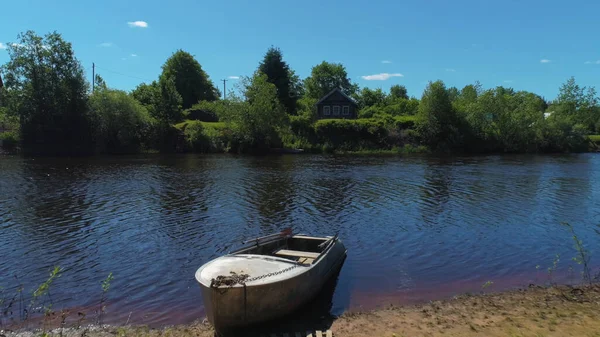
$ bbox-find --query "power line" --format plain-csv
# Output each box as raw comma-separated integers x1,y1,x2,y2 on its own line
94,65,154,82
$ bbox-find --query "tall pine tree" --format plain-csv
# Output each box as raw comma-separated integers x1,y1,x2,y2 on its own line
258,47,298,115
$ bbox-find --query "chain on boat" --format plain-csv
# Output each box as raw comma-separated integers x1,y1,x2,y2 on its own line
210,264,299,288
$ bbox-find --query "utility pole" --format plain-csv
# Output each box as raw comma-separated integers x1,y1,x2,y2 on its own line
92,63,95,93
221,79,227,100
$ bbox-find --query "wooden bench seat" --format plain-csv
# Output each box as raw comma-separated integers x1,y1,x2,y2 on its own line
275,249,320,259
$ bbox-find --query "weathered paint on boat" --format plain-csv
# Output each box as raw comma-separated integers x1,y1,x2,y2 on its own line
195,236,346,328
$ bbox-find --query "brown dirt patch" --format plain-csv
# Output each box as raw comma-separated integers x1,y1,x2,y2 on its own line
4,285,600,337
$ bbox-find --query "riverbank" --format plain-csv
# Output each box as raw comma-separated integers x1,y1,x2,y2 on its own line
4,284,599,337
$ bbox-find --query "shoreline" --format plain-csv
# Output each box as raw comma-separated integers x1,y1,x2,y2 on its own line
4,284,599,337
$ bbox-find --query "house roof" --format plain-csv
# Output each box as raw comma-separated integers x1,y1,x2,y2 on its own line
316,87,358,106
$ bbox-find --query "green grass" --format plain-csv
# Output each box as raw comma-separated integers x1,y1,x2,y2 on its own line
333,144,429,155
588,135,600,143
174,120,226,130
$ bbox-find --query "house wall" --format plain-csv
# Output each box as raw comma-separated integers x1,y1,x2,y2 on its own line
316,91,357,119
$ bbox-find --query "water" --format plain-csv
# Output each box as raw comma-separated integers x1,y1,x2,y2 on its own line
1,154,599,326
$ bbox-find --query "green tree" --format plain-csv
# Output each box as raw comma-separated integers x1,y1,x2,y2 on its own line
389,84,409,100
356,87,386,109
1,30,91,155
94,74,107,91
131,81,160,117
304,61,358,100
156,75,183,125
88,89,151,153
160,50,219,109
553,77,599,132
258,47,299,114
219,72,288,151
417,80,461,150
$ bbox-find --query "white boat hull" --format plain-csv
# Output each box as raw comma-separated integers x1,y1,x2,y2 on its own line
197,238,346,328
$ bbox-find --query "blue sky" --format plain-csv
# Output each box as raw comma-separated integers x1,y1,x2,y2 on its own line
1,0,599,100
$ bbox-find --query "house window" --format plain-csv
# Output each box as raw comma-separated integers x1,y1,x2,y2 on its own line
323,106,331,115
342,106,350,115
333,106,340,115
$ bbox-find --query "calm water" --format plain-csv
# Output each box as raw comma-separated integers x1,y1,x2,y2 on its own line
1,154,599,326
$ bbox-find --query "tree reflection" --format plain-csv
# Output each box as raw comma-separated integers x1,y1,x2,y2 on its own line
240,155,297,231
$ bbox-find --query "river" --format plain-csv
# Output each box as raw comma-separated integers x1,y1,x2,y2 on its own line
1,154,599,326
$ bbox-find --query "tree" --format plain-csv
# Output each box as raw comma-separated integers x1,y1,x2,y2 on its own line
160,50,219,109
554,77,599,132
131,81,160,117
389,84,409,100
219,72,288,151
355,87,386,109
88,89,151,153
94,74,107,91
417,80,461,149
1,30,91,155
258,47,299,114
156,75,183,125
304,61,358,100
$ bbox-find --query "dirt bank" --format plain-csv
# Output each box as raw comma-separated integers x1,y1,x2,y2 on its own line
4,284,600,337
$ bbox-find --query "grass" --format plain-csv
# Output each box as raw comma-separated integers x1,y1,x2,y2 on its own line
334,144,428,155
587,135,600,142
174,120,227,131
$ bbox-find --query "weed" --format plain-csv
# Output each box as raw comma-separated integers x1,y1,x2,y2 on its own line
98,272,114,325
547,254,560,285
561,222,592,285
482,280,494,289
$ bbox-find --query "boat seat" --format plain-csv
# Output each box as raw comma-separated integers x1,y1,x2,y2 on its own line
297,257,315,265
275,249,320,259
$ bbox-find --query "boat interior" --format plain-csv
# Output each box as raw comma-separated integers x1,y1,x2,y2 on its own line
232,235,332,265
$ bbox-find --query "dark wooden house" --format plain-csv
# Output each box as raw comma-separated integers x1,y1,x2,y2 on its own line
315,88,358,119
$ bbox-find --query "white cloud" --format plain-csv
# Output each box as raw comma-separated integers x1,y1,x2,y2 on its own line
381,60,392,64
121,57,127,60
503,80,513,83
540,59,551,63
127,21,148,28
361,73,404,81
584,60,600,64
228,76,240,80
10,43,23,47
445,68,456,72
99,42,113,47
130,54,138,57
0,43,6,50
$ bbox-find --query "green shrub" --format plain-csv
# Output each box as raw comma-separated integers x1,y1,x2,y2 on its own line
184,120,230,153
393,115,418,129
588,135,600,143
0,131,19,149
88,89,152,154
185,101,221,122
314,118,388,150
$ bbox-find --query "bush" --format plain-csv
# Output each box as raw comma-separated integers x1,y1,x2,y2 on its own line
183,121,230,153
393,115,418,129
314,118,388,150
88,89,152,154
185,101,221,122
0,131,19,149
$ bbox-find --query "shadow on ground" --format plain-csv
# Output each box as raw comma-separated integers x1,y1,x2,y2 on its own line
215,258,346,337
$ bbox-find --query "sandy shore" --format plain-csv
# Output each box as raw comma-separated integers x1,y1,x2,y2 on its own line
3,284,599,337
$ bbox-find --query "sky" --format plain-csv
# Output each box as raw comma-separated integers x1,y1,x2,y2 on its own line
1,0,599,100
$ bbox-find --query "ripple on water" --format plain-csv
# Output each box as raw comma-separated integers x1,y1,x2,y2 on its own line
1,154,600,326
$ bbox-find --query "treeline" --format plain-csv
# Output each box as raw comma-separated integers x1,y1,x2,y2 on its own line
1,30,599,155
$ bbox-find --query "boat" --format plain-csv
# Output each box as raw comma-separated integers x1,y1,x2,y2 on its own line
194,229,347,329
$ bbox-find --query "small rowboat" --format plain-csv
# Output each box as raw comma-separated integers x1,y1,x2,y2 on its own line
194,229,347,329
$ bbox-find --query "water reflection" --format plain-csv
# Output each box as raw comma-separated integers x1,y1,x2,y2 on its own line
1,154,600,327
